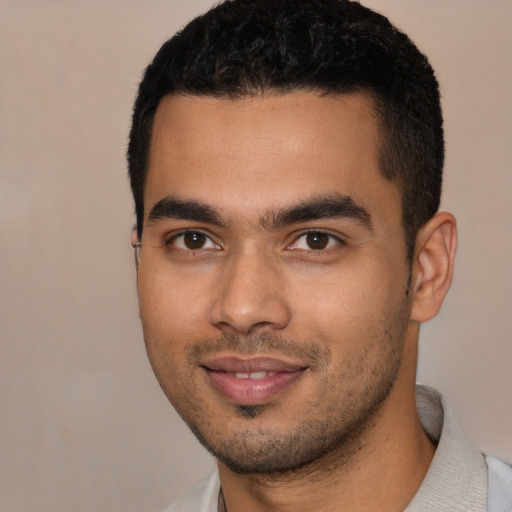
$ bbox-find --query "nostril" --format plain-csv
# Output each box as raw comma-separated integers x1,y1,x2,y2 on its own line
209,294,292,335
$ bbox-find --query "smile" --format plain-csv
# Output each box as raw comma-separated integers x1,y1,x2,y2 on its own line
201,356,307,405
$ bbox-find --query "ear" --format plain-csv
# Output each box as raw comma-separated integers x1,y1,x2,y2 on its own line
410,212,457,322
130,227,140,269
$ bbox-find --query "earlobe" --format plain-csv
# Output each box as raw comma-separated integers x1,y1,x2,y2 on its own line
410,212,458,323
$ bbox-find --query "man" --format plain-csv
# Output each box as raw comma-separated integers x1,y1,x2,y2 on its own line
127,0,512,510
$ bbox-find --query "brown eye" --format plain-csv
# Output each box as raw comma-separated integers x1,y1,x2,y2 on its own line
183,232,207,249
291,232,341,251
170,231,219,251
306,232,330,250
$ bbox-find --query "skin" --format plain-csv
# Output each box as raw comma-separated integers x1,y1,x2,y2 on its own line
134,92,457,512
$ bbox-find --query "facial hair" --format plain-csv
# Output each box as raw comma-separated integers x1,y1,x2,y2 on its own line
166,314,408,476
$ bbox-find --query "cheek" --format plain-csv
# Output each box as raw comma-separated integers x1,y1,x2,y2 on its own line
136,269,208,399
289,268,374,318
137,268,213,350
288,261,406,343
136,275,212,437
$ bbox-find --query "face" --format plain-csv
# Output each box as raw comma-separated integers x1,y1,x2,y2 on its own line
136,92,416,474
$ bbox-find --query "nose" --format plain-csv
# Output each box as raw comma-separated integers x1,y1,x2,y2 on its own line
209,251,292,335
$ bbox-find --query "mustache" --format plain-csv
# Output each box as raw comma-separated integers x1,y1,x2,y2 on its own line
186,332,331,366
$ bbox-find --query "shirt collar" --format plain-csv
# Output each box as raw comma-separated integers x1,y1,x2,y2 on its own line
405,385,488,511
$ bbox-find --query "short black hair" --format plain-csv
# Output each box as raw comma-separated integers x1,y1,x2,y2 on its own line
128,0,444,259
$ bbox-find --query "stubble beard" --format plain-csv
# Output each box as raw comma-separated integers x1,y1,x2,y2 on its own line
167,307,409,478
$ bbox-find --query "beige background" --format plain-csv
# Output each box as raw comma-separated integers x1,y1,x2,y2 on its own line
1,1,510,511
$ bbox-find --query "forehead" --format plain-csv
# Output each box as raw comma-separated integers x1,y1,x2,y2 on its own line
145,92,401,228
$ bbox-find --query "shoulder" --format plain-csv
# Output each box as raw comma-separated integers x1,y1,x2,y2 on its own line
161,471,220,512
486,456,512,512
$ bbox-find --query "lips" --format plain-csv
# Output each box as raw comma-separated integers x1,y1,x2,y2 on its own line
201,356,307,405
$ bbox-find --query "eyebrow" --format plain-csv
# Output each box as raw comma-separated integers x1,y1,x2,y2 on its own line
147,197,227,227
261,194,372,231
146,194,372,231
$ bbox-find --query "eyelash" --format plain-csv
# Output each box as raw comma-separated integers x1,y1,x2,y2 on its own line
165,229,345,254
166,230,221,253
289,231,344,252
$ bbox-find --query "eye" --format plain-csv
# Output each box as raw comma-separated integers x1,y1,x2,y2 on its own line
169,231,220,251
291,232,341,251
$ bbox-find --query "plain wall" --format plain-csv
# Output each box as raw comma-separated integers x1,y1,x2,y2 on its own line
1,1,510,511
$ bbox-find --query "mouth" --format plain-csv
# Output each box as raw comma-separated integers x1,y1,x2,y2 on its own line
201,356,308,406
